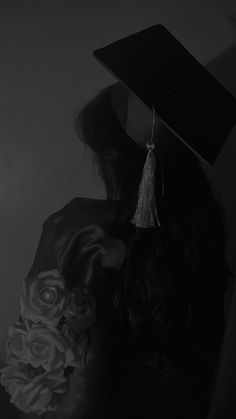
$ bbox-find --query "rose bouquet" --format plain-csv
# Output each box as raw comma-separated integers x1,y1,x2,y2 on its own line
0,269,96,416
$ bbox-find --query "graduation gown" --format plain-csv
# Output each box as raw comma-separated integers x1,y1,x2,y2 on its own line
25,197,220,419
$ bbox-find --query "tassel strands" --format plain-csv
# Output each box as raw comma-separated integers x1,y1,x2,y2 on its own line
131,108,161,229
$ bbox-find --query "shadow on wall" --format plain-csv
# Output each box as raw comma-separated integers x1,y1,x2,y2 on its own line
205,43,236,274
205,23,236,418
228,12,236,37
210,10,236,97
206,44,236,97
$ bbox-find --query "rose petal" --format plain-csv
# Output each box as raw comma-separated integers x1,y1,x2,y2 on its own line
25,384,44,407
59,297,66,311
38,269,61,279
9,383,24,402
54,360,64,369
64,348,75,367
29,391,52,412
44,279,64,288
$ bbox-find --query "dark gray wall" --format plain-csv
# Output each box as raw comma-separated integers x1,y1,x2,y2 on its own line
0,1,236,417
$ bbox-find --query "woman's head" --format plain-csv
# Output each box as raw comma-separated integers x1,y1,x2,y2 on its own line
75,84,218,226
75,85,145,207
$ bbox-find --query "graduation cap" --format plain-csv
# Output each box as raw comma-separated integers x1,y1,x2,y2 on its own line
93,25,236,228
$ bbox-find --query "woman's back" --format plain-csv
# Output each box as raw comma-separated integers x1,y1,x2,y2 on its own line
45,197,226,419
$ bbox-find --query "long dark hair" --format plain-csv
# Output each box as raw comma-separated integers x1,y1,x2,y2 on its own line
75,85,229,374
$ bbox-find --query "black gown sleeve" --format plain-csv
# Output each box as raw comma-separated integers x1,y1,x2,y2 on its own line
2,198,126,418
27,215,58,276
26,197,125,288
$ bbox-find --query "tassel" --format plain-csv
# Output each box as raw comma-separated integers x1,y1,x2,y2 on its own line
131,107,163,229
131,141,161,228
131,107,162,229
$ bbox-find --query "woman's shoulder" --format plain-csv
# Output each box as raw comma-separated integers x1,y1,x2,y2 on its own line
47,197,121,226
27,197,125,279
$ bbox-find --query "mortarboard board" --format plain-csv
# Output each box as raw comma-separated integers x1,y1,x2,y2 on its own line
93,25,236,228
93,24,236,166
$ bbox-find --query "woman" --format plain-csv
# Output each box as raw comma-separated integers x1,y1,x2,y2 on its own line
2,21,234,414
0,82,229,419
71,83,229,419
